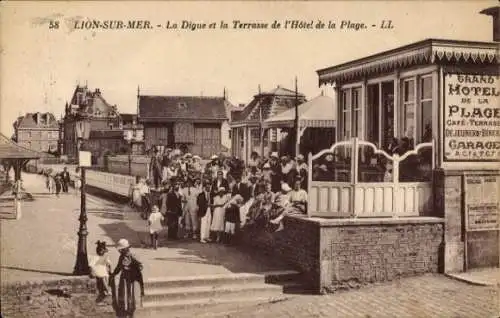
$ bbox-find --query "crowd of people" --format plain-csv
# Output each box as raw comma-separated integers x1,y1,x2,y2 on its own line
42,166,80,196
129,148,310,248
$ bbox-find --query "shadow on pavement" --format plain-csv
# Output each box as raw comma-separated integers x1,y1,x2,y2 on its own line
99,222,146,248
1,265,73,276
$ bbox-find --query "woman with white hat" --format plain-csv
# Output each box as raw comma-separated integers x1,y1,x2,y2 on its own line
210,186,229,243
111,238,144,317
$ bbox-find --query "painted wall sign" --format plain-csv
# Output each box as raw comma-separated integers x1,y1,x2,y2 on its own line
464,175,500,231
443,74,500,162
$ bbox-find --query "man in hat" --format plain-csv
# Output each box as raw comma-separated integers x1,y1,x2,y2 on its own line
166,179,183,240
149,146,162,189
296,154,308,190
181,178,201,239
211,169,229,199
197,181,213,243
269,153,282,193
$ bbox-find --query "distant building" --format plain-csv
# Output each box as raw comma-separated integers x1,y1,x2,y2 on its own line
62,85,126,161
120,113,145,155
138,92,231,158
13,112,59,153
230,86,306,161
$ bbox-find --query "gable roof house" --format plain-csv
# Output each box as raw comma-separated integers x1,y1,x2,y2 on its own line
13,112,60,153
138,93,230,158
230,86,306,162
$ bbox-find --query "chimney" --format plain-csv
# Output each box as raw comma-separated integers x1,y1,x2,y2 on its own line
480,6,500,42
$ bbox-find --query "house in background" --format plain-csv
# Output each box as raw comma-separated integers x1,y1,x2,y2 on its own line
230,86,306,162
13,112,59,153
62,84,126,162
138,91,231,158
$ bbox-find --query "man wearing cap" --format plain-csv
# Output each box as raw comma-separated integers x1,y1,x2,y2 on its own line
269,152,281,193
197,182,213,243
181,178,201,239
296,154,308,190
166,180,183,240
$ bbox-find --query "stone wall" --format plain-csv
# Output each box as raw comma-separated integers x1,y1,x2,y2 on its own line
240,216,444,294
0,277,115,318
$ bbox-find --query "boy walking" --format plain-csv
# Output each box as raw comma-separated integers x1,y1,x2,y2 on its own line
148,205,164,249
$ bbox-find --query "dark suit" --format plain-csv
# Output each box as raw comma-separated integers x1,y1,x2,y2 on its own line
211,178,229,198
166,191,182,239
232,182,250,202
196,191,211,218
61,171,70,193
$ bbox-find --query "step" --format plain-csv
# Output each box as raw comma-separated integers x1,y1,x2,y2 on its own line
139,293,292,313
143,281,301,303
144,270,300,289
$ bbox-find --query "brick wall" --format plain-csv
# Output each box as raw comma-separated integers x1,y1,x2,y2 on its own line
240,216,444,294
0,277,115,318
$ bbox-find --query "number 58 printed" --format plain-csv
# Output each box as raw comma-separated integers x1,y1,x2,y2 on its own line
49,20,59,29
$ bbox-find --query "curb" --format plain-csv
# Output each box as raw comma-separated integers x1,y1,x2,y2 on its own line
444,273,497,287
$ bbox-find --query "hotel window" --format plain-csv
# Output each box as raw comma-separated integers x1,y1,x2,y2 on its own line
351,88,362,138
400,74,433,144
341,90,351,140
402,79,416,143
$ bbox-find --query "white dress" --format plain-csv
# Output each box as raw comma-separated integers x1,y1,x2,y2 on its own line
210,195,228,232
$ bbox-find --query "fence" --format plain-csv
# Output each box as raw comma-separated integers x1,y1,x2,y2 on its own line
307,138,434,218
85,170,136,197
106,155,150,178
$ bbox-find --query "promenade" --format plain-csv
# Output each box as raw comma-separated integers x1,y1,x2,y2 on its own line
0,172,291,284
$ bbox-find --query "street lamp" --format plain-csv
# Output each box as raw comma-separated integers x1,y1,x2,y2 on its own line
73,115,91,275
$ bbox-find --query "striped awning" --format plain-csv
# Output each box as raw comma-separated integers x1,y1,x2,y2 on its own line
263,95,336,129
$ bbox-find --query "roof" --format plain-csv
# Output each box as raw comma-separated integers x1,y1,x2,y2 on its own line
15,112,59,130
89,130,125,139
138,96,229,123
263,95,336,129
0,133,42,159
480,6,499,17
317,38,499,84
119,113,136,123
231,86,306,125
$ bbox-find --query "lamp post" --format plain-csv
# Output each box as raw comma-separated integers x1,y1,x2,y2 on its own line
73,116,91,275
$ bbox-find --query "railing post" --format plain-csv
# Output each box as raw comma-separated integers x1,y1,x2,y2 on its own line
392,154,400,218
351,138,359,217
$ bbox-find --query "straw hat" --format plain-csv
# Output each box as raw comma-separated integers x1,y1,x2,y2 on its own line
218,186,226,193
281,183,292,192
184,153,193,158
116,238,130,250
263,162,271,169
211,154,218,160
270,152,279,158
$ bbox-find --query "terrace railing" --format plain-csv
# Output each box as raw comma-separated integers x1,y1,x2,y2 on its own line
307,138,434,218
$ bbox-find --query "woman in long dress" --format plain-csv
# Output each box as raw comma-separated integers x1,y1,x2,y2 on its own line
111,239,144,318
210,187,229,243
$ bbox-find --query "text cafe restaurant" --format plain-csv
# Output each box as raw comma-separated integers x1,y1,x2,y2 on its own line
313,10,499,275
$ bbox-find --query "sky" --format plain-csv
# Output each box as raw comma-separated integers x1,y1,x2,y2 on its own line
0,1,496,136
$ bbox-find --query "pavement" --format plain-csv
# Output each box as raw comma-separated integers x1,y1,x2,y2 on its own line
0,172,290,284
160,274,499,318
446,267,500,286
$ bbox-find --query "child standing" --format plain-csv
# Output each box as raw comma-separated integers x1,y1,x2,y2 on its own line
210,187,229,243
148,205,164,249
89,241,112,302
224,195,243,244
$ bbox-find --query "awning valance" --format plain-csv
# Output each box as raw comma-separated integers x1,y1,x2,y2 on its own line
317,39,499,85
263,95,336,129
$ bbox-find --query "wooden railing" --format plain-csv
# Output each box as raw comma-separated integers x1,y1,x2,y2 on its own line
307,138,434,218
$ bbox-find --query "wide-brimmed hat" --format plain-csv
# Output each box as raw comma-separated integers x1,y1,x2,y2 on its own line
218,186,226,193
296,154,305,161
184,153,193,158
193,155,201,160
211,154,218,160
116,238,130,250
281,183,292,192
270,152,279,158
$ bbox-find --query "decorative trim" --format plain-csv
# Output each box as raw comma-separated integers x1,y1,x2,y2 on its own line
318,39,499,85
